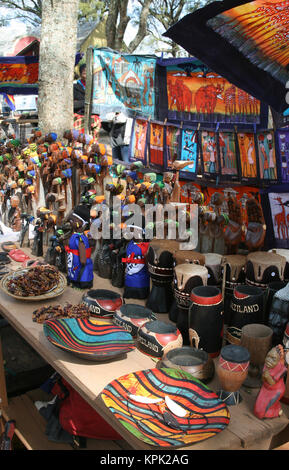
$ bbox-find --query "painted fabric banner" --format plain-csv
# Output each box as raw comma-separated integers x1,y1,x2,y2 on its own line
129,118,149,164
218,132,239,181
92,49,157,119
268,192,289,247
260,185,289,249
0,56,38,95
166,63,261,124
179,128,199,177
257,131,278,184
163,1,284,113
200,131,219,179
208,0,289,86
165,124,181,169
148,121,165,169
237,132,258,183
276,129,289,183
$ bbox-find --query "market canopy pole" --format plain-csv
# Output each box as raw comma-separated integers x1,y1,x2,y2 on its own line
38,0,79,136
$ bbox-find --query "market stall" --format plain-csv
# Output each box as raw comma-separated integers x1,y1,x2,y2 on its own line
1,37,289,450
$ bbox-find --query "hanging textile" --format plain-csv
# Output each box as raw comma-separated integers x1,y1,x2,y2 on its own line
207,1,289,86
129,117,149,164
0,54,81,95
218,131,239,181
164,123,181,170
200,131,219,180
0,56,38,95
276,129,289,184
163,0,282,114
260,185,289,249
165,60,261,124
237,132,259,183
257,131,279,185
148,121,165,170
92,48,157,119
179,128,199,178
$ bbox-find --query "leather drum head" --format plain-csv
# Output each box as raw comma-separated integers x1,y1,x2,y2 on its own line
173,264,208,309
245,252,286,288
174,250,205,266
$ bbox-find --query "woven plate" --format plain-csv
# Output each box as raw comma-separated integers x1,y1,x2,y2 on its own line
0,269,67,301
43,317,135,361
101,368,230,448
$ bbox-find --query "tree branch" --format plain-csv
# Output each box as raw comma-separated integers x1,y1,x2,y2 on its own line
127,0,152,53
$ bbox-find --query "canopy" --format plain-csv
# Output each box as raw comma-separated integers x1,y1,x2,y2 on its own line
164,0,289,113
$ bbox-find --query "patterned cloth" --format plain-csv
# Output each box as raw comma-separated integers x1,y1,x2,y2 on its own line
73,114,101,136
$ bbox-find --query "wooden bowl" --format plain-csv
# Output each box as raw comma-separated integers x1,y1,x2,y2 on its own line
159,346,215,383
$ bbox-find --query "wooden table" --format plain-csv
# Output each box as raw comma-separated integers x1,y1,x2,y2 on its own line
0,260,289,450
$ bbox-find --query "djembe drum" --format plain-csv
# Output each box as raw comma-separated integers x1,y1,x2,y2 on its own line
268,282,289,346
217,344,250,406
146,239,179,313
189,285,224,358
169,250,205,323
204,253,223,287
222,254,247,326
265,281,287,324
245,252,286,290
269,249,289,282
173,263,208,345
226,284,265,346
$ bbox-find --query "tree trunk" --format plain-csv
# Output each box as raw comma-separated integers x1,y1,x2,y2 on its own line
38,0,79,137
105,0,119,50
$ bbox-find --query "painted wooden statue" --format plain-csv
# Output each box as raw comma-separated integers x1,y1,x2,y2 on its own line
254,345,287,419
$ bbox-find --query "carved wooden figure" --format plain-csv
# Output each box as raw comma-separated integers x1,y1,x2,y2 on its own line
254,345,287,419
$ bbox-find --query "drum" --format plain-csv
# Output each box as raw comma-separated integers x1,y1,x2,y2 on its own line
265,281,287,324
159,346,215,383
222,254,247,325
146,239,179,313
82,289,123,319
174,250,205,266
137,320,183,358
217,344,250,406
226,284,265,346
173,263,208,345
113,304,157,338
189,286,224,358
268,282,289,346
204,253,223,287
169,250,205,323
269,249,289,282
245,252,286,289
